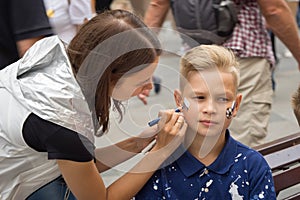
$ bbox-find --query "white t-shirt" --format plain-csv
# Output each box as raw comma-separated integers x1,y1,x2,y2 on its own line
44,0,93,43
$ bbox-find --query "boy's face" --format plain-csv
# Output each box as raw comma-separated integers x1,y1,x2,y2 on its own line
175,69,242,138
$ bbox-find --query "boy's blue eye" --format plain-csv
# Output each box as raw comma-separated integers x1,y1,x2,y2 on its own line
192,96,230,103
193,96,205,100
217,97,229,102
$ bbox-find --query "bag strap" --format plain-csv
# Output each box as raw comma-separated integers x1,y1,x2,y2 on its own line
176,27,228,45
213,0,222,4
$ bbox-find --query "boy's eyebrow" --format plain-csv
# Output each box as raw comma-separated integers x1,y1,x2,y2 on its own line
187,91,206,97
215,91,231,95
190,90,234,97
215,91,235,99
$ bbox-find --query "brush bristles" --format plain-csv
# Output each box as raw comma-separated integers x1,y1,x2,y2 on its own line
183,98,190,110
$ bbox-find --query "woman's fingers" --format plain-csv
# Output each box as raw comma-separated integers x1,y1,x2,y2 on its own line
172,115,185,132
153,110,186,151
157,110,182,131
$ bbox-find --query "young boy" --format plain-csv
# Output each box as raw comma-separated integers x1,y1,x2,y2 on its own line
134,45,276,199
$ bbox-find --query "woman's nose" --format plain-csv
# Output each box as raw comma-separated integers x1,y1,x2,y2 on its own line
144,81,153,91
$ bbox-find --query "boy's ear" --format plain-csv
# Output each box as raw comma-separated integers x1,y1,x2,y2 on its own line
174,89,183,107
233,93,242,117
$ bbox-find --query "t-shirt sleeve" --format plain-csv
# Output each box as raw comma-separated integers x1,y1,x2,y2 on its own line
247,152,277,199
22,113,95,162
69,0,93,24
11,0,53,41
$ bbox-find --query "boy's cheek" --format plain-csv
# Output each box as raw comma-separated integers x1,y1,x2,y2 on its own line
183,108,199,127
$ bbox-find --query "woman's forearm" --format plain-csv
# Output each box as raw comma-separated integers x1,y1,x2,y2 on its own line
95,133,156,172
106,147,169,199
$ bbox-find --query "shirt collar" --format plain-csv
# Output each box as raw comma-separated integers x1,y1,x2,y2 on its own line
176,130,237,177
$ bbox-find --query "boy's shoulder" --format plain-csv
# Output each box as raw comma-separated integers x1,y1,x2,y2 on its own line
229,135,271,174
234,137,266,161
162,131,269,175
228,132,267,159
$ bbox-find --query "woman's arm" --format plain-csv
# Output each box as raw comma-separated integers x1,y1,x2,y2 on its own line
57,160,106,199
94,126,157,172
58,110,186,200
106,111,187,199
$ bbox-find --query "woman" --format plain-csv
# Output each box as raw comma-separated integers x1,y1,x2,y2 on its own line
0,10,186,199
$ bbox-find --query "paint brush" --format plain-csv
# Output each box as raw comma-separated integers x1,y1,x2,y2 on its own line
148,98,190,127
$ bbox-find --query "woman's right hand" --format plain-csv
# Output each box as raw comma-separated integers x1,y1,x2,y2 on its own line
106,110,187,199
150,109,187,155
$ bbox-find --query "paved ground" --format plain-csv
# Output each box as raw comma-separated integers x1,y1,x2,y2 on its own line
95,22,300,198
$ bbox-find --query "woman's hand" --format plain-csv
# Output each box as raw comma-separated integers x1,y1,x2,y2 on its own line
137,89,150,105
151,109,187,154
134,125,158,151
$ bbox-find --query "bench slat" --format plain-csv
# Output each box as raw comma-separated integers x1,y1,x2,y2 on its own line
264,144,300,169
273,164,300,194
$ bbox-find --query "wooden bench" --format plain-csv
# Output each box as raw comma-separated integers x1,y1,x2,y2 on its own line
254,131,300,199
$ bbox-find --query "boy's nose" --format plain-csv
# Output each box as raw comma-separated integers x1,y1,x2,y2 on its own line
203,100,217,114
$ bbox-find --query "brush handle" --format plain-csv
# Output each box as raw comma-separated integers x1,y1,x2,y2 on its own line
148,117,161,126
148,108,181,127
141,139,157,154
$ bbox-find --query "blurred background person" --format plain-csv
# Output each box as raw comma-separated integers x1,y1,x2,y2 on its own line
43,0,94,44
94,0,113,13
0,0,53,69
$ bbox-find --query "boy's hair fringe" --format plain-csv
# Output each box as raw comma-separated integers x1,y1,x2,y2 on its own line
180,45,240,90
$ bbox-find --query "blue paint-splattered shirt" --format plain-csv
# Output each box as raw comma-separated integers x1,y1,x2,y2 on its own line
135,131,276,200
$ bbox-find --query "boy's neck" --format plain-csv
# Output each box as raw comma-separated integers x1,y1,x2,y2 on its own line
184,130,226,166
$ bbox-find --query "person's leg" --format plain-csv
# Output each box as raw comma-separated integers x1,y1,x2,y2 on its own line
152,76,161,94
26,176,76,200
229,58,273,147
95,0,113,13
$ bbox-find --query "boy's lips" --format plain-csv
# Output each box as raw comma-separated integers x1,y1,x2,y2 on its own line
199,120,218,126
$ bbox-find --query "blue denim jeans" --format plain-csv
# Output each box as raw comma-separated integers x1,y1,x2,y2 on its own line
26,176,76,200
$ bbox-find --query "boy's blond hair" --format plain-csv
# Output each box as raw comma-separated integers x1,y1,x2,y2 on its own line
180,45,240,91
291,84,300,126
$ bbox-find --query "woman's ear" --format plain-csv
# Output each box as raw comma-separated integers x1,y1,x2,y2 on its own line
233,93,242,117
174,89,183,107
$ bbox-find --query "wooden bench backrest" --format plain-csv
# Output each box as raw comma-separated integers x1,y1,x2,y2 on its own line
254,131,300,197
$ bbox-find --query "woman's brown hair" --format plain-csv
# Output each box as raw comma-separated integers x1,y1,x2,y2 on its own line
67,10,162,135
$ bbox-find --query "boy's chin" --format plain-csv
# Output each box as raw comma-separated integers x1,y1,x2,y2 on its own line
196,128,225,138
